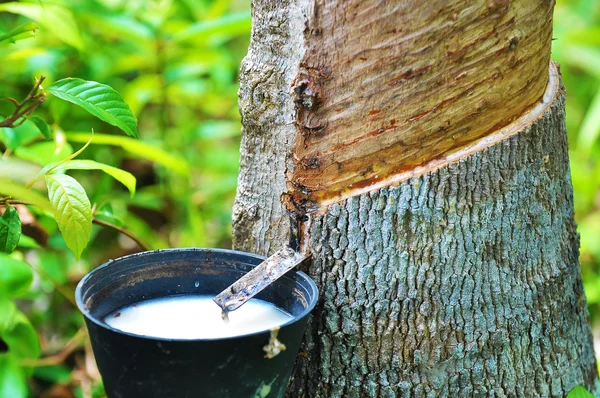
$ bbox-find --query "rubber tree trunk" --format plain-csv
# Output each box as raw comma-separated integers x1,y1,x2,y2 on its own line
232,1,598,396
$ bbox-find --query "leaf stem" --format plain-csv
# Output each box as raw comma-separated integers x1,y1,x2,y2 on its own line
92,217,149,252
25,129,95,190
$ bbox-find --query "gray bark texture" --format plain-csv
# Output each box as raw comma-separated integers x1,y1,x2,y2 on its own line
232,1,598,397
288,90,598,397
232,0,308,253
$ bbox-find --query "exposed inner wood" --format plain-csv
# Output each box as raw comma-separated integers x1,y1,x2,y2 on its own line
291,82,598,396
287,0,555,213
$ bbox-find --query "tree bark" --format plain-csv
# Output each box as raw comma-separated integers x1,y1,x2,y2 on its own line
233,1,598,396
289,71,598,397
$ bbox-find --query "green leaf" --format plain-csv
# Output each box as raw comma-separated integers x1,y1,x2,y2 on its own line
0,206,21,254
17,235,40,250
45,174,92,259
579,211,600,261
0,254,33,298
34,365,72,384
38,130,95,177
0,158,42,184
27,116,51,139
0,179,53,214
0,298,16,332
0,22,38,44
66,132,189,175
173,12,251,43
79,11,153,43
47,160,136,197
47,79,138,138
37,251,67,285
14,141,73,167
0,121,43,150
567,386,594,398
0,355,27,398
94,203,123,227
122,74,161,116
0,3,82,50
1,311,40,360
577,86,600,153
563,46,600,80
0,300,40,382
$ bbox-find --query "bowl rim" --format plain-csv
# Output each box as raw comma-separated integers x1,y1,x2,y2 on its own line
75,247,319,342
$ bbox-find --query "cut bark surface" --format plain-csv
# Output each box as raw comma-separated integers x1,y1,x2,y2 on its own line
288,79,598,397
289,0,554,211
233,0,556,251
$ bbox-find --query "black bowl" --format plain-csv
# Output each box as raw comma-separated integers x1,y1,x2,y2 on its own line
75,248,318,398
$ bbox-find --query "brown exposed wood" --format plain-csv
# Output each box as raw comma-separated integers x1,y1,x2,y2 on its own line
288,81,598,396
288,0,555,212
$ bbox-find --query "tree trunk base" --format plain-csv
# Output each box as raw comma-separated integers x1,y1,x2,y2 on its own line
288,65,598,397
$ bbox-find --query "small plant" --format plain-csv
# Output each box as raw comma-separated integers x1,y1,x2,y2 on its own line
1,76,140,255
0,0,250,395
1,75,142,395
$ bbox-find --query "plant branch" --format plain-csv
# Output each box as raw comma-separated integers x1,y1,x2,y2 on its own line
0,97,20,107
12,118,27,128
19,327,86,367
93,217,149,251
1,199,150,252
20,76,46,107
1,200,28,205
28,259,78,307
0,76,47,128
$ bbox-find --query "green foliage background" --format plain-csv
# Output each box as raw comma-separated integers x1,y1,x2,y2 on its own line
554,0,600,324
0,0,250,396
0,0,598,396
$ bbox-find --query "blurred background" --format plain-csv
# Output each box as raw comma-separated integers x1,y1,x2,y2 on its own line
0,0,598,396
553,0,600,320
